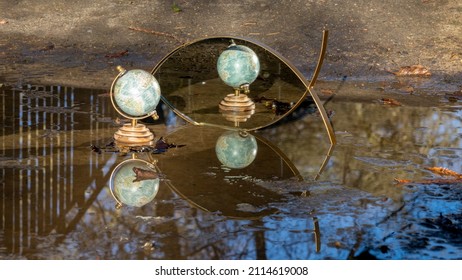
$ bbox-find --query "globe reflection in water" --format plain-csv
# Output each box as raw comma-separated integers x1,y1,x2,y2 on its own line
217,43,260,89
110,159,160,207
113,69,161,118
215,131,258,169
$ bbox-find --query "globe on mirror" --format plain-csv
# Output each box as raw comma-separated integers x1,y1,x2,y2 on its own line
110,66,161,146
217,40,260,89
217,41,260,125
215,130,258,169
109,158,161,208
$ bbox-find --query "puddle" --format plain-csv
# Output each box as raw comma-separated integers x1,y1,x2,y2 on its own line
1,82,462,259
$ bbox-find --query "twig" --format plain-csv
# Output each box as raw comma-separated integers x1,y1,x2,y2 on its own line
128,26,183,43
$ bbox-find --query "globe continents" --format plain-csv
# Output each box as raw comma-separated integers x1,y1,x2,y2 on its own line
217,43,260,88
215,131,258,169
113,69,161,118
110,159,160,207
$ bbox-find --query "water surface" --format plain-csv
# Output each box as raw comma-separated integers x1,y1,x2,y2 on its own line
1,83,461,259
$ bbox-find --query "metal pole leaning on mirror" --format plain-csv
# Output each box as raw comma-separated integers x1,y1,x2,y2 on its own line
306,30,336,146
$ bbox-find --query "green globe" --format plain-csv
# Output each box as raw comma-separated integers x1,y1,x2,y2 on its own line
110,159,160,207
217,43,260,88
215,131,258,169
113,69,161,118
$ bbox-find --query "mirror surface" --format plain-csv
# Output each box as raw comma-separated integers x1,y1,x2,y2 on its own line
154,125,301,218
152,37,309,130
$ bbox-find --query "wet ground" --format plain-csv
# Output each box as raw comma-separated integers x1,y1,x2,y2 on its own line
1,78,461,260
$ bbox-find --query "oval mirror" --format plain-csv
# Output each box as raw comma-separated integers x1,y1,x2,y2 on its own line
151,35,333,138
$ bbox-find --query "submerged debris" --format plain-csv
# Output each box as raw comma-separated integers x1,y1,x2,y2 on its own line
89,137,185,155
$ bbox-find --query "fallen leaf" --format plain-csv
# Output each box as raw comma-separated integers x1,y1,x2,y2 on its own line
395,166,462,186
105,50,129,58
395,178,462,185
90,145,102,154
425,166,462,178
321,89,335,95
390,64,431,77
0,19,8,24
172,3,182,13
446,96,459,102
394,178,412,184
402,86,414,93
41,43,55,51
449,52,461,60
445,89,462,102
381,98,402,106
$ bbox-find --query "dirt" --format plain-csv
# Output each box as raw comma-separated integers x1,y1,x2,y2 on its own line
1,0,462,100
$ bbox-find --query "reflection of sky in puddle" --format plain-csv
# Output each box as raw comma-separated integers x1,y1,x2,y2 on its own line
1,84,462,259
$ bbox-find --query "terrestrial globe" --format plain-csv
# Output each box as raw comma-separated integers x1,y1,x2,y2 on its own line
112,68,161,119
217,42,260,89
109,159,160,207
215,131,258,169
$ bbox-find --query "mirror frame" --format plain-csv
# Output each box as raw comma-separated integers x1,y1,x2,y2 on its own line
151,31,335,145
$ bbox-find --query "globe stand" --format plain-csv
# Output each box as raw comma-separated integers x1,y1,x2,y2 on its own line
219,86,255,125
113,119,155,147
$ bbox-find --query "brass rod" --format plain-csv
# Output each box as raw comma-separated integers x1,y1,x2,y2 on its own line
309,30,328,88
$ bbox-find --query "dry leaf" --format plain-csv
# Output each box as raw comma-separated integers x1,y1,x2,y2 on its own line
0,19,8,24
424,178,462,184
403,86,414,93
445,89,462,102
394,178,412,184
105,50,128,58
321,89,335,95
395,166,462,186
381,98,402,106
396,178,462,185
41,43,55,51
391,64,431,77
425,167,462,178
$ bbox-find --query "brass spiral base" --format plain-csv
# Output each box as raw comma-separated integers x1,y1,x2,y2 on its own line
114,123,154,146
219,93,255,123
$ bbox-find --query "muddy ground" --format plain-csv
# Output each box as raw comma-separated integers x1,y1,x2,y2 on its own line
1,0,462,103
